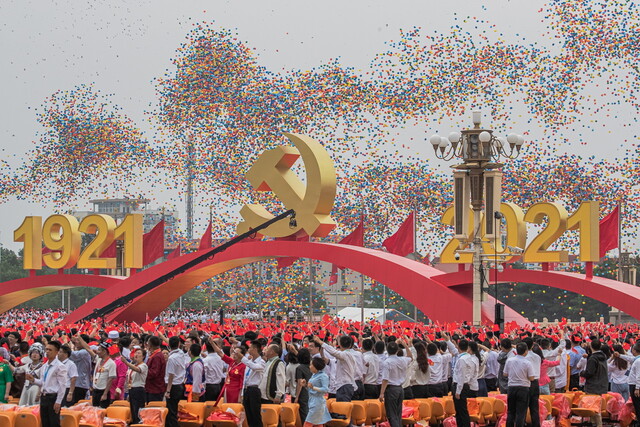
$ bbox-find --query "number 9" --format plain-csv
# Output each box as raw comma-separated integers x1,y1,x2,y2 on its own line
42,214,81,269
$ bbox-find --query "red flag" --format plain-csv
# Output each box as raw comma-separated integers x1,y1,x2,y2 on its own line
167,244,181,260
599,205,619,258
143,220,164,266
329,216,365,284
382,212,415,257
199,221,212,250
276,234,310,270
422,253,431,265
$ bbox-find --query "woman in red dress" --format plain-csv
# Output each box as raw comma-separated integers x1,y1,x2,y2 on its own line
212,340,247,403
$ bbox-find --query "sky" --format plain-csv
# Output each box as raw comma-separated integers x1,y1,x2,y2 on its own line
1,0,638,251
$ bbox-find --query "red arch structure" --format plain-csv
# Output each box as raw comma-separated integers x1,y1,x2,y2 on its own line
2,240,639,324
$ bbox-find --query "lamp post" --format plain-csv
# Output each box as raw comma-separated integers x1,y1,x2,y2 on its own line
429,110,525,326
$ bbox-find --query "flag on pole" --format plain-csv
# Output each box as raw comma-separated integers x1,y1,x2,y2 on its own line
382,212,415,257
276,234,310,270
199,221,212,250
599,205,619,258
329,216,365,285
167,244,181,260
142,220,164,266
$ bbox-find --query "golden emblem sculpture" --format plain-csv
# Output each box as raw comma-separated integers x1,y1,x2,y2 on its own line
237,133,337,238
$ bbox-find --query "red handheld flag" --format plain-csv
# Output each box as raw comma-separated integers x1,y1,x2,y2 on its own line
599,205,619,258
382,212,415,257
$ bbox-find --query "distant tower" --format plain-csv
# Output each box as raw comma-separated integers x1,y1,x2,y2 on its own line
186,135,194,240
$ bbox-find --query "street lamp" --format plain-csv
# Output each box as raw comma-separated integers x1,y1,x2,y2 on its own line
429,110,525,326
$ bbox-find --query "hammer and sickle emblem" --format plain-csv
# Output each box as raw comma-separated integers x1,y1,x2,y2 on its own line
237,133,337,238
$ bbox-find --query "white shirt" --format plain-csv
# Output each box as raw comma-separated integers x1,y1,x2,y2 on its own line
525,351,542,380
128,363,148,388
426,354,443,384
554,349,569,388
376,353,387,385
322,343,358,389
93,357,117,390
258,357,286,401
452,353,479,394
504,355,534,387
608,359,629,385
203,352,225,384
626,356,640,387
242,355,266,388
34,358,68,404
440,352,453,383
542,347,562,378
60,358,78,389
484,350,499,379
363,351,380,385
166,349,186,385
381,355,411,386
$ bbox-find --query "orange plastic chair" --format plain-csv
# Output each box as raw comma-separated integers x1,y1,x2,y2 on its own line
442,397,455,417
0,411,18,427
260,406,280,427
327,402,353,427
470,399,492,424
131,407,169,427
78,408,107,427
571,395,602,422
427,398,446,425
364,399,383,425
145,401,166,408
281,402,301,427
179,402,206,427
110,400,130,408
280,405,297,427
351,401,367,426
212,403,245,427
60,410,83,427
14,412,40,427
105,406,132,424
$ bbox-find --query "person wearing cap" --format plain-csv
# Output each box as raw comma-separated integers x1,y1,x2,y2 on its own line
121,349,148,424
26,341,67,427
90,342,117,408
569,335,586,390
107,330,120,342
70,335,94,403
18,343,45,405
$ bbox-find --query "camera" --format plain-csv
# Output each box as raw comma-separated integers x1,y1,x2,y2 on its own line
454,252,461,260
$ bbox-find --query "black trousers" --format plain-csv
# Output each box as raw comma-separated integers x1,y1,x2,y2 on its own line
364,384,379,399
204,382,222,402
354,380,364,400
411,384,430,398
71,387,88,405
427,383,444,397
507,386,529,427
528,379,540,427
166,384,185,427
384,385,404,427
403,386,414,399
569,373,580,390
146,391,164,403
62,388,73,407
129,387,146,424
243,386,263,427
336,384,354,402
298,388,309,423
92,388,110,408
453,384,476,427
630,385,640,426
40,393,61,427
485,378,498,392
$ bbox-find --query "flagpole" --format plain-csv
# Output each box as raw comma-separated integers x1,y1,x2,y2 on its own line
617,199,623,324
361,213,366,325
413,207,418,322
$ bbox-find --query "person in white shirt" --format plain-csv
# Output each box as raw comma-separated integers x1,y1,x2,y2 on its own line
484,347,500,392
362,339,380,399
426,343,444,397
411,342,430,398
91,342,117,408
121,348,148,425
203,340,225,401
553,340,571,392
609,344,630,401
374,340,387,396
504,342,535,427
242,341,266,427
258,344,286,404
26,341,68,427
165,337,186,427
315,335,358,402
523,338,541,427
57,345,78,407
626,343,640,420
379,339,412,427
452,340,479,427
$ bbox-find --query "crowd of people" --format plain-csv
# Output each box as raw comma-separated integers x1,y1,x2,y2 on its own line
0,309,639,427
